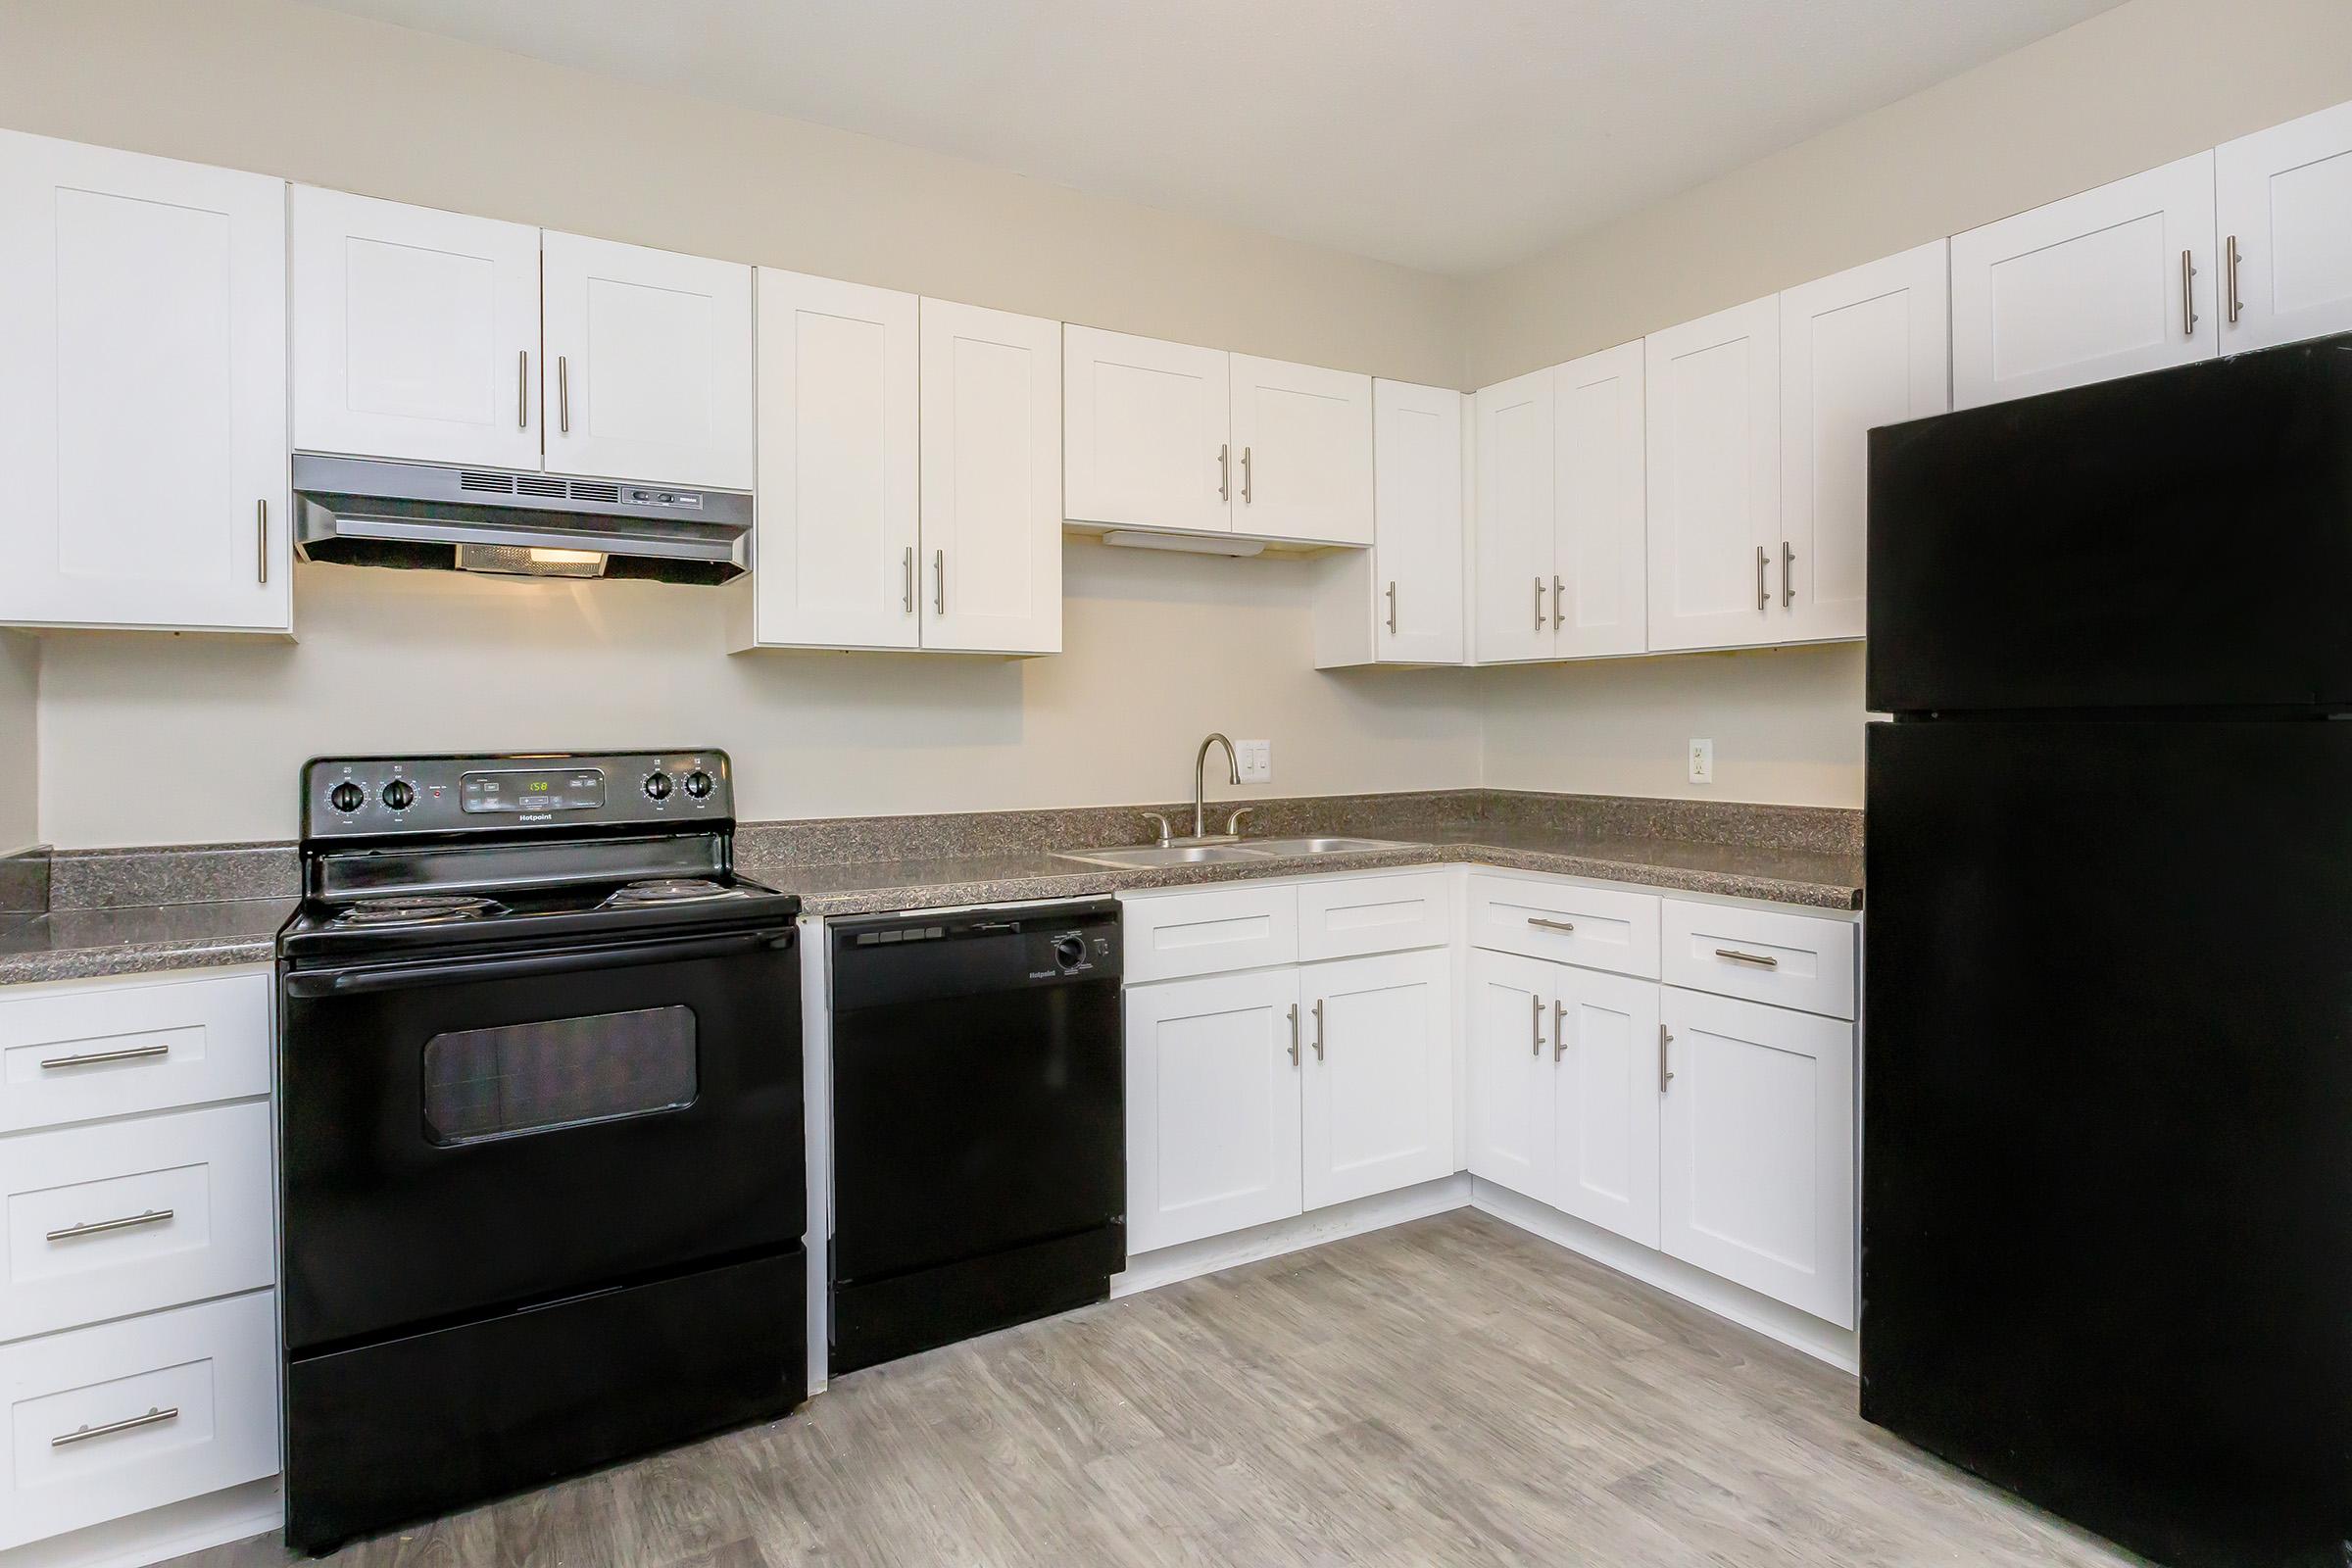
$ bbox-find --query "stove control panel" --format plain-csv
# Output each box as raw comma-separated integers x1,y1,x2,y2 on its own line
302,752,733,838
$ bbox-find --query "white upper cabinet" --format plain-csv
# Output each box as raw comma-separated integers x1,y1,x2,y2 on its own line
1950,152,2217,409
1551,342,1647,659
1299,950,1454,1211
917,299,1062,655
0,131,289,632
1472,367,1555,663
1062,326,1233,535
738,270,919,652
1644,294,1782,653
291,186,542,470
1314,379,1464,667
1548,965,1662,1249
1227,355,1373,545
2217,98,2352,353
539,231,753,490
1777,241,1949,644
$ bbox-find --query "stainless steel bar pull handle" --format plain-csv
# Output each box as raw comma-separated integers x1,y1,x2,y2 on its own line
1287,1004,1300,1067
48,1208,172,1244
557,355,571,433
903,546,914,612
1217,444,1230,503
1310,999,1325,1061
1552,999,1567,1062
516,350,529,428
1530,994,1544,1055
1386,581,1397,635
1527,916,1576,934
2181,249,2199,337
1553,575,1565,622
933,550,946,614
257,500,269,585
1659,1024,1674,1092
1755,545,1769,611
1781,541,1794,608
1241,446,1252,505
1534,576,1546,631
2226,235,2243,325
54,1406,177,1448
40,1043,170,1071
1714,947,1781,968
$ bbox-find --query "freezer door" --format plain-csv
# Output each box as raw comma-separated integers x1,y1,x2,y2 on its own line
1862,718,2352,1567
1867,332,2352,714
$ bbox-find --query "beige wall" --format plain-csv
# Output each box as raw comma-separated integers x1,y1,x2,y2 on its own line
1473,0,2352,807
0,635,33,854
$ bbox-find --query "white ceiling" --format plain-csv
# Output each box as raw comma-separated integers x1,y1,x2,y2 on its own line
300,0,2125,276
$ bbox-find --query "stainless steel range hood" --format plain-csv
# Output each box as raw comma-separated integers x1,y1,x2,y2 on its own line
291,455,753,584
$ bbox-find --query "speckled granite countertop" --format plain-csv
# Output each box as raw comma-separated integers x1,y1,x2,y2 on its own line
0,898,296,986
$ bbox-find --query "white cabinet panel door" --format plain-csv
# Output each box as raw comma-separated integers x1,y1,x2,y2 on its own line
1950,152,2217,409
918,300,1062,655
1552,342,1647,659
1547,967,1661,1248
1778,241,1950,644
1124,969,1304,1254
291,185,541,470
541,231,754,489
1464,949,1553,1199
1658,988,1855,1327
1228,355,1373,545
0,132,288,632
2218,98,2352,352
748,270,919,650
1300,950,1454,1210
1062,326,1232,534
1644,295,1782,652
1371,379,1465,663
1472,368,1555,663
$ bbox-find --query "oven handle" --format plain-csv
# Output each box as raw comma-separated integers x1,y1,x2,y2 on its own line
282,929,797,999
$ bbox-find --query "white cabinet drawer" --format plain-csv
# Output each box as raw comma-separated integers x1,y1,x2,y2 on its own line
1119,885,1298,984
0,971,270,1135
1466,873,1659,979
1,1102,274,1345
1297,871,1453,961
1661,900,1855,1019
0,1290,278,1550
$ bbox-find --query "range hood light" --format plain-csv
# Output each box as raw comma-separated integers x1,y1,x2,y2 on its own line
456,544,609,579
1100,529,1267,558
528,548,608,568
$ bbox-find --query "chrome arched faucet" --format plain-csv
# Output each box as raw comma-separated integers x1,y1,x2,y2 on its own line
1192,732,1242,841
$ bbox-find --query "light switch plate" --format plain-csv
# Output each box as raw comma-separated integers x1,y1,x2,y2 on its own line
1688,739,1714,785
1238,740,1271,784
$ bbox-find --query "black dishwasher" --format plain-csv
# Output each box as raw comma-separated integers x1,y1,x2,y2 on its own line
828,900,1123,1373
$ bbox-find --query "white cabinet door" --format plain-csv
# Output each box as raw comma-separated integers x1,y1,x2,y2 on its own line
1551,341,1647,659
1062,326,1232,535
1644,295,1782,653
0,132,288,632
1299,950,1454,1210
1463,948,1553,1199
918,300,1062,655
746,270,919,650
1368,379,1465,663
540,231,754,490
2217,98,2352,353
1228,355,1373,545
1472,367,1555,662
1124,969,1304,1254
290,185,541,470
1778,241,1950,644
1950,152,2218,409
1658,988,1855,1327
1547,966,1662,1249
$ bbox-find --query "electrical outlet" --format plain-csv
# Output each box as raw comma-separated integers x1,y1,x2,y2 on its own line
1688,739,1714,785
1237,740,1272,784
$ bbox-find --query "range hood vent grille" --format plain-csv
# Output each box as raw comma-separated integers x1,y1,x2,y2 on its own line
460,470,515,495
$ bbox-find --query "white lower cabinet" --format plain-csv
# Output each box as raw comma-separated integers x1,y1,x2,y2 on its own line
1465,949,1551,1194
1658,987,1855,1329
1299,950,1453,1210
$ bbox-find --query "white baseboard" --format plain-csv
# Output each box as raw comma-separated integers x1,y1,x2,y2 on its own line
1112,1174,1472,1298
1,1479,280,1568
1470,1177,1858,1373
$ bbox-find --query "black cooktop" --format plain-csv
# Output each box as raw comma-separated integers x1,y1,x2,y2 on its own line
278,870,800,962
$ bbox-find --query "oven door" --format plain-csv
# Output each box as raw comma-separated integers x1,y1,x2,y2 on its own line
278,924,803,1353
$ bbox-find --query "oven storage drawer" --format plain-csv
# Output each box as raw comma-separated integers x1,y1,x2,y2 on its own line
0,1289,278,1551
0,1101,274,1344
1661,899,1856,1019
284,1249,804,1557
0,970,270,1135
1467,872,1660,978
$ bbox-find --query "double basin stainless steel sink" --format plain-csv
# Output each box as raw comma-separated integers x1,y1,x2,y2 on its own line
1054,836,1414,869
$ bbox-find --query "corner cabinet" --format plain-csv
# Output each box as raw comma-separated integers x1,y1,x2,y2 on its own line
1313,378,1465,667
0,131,290,633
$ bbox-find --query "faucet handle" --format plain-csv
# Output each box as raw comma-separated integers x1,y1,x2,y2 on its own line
1141,811,1173,848
1226,807,1256,837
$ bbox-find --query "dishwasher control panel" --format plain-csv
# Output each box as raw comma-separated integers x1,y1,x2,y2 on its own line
831,901,1122,1007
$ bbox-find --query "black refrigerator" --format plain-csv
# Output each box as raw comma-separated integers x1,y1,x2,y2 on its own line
1862,331,2352,1568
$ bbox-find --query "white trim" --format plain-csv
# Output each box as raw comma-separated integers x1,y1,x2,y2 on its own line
1112,1174,1470,1298
801,913,832,1396
0,1478,279,1568
1469,1176,1857,1372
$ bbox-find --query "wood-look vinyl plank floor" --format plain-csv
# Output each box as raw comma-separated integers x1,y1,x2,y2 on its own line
165,1209,2144,1568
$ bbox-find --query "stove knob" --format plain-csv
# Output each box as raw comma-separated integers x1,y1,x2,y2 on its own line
684,770,714,800
380,780,415,812
329,782,366,813
643,772,674,802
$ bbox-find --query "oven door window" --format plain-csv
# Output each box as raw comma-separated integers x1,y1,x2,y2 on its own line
421,1004,698,1146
